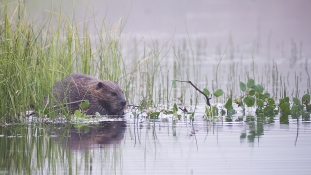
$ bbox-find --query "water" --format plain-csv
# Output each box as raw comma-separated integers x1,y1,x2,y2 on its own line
0,115,310,174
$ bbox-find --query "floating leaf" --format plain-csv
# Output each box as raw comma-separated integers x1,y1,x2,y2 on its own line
268,98,275,105
292,97,300,105
247,79,255,88
248,90,255,96
225,98,233,111
239,82,246,92
203,88,210,96
243,96,255,107
302,94,310,104
213,89,224,97
80,100,90,109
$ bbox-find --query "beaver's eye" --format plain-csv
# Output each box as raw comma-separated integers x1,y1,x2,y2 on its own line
111,92,117,96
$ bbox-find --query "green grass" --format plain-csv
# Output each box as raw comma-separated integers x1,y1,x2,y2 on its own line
0,2,125,122
1,1,310,123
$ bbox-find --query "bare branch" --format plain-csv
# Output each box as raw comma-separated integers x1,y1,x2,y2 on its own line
174,80,211,106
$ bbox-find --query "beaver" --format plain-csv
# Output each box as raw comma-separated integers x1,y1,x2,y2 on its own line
53,73,126,115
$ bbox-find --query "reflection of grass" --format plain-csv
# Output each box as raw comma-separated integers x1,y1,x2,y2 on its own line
0,124,122,174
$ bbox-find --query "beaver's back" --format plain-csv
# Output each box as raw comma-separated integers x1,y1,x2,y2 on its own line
53,73,126,115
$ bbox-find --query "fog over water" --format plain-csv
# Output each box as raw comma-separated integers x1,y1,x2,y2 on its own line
26,0,311,49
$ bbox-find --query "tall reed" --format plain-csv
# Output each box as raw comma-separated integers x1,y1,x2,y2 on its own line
0,2,124,122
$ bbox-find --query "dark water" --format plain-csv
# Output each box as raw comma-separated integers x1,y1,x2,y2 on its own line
1,114,310,174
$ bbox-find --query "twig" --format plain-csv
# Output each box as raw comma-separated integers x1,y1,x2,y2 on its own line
174,80,211,106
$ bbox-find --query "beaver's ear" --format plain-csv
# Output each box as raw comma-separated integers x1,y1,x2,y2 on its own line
96,82,103,90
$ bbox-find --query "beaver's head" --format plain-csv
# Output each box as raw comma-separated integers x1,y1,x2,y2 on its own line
93,80,127,115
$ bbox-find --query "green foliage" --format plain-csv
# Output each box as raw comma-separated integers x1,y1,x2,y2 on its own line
79,100,90,109
256,84,264,94
149,112,160,119
247,79,255,88
213,89,224,97
243,96,255,107
292,97,300,105
248,90,255,96
203,88,210,96
264,106,275,116
73,109,90,119
0,2,125,122
173,103,178,113
256,99,264,108
302,94,310,104
268,98,275,105
225,98,233,111
172,80,177,88
278,97,291,115
239,82,246,92
205,106,218,117
264,92,270,98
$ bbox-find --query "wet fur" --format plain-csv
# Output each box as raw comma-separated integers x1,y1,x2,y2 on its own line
53,73,126,115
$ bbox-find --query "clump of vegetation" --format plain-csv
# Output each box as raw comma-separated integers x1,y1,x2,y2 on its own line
0,1,310,124
0,2,124,123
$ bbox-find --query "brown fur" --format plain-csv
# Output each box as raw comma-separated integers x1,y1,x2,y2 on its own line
53,73,126,115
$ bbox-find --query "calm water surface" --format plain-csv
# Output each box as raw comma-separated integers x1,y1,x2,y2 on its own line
0,113,310,174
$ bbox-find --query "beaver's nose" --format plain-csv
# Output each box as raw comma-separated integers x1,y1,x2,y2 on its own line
120,100,127,106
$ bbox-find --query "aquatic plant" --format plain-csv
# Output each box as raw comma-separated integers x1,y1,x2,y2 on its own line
0,2,125,122
0,1,310,124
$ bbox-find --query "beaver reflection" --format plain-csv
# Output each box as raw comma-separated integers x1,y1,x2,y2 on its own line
57,121,126,150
